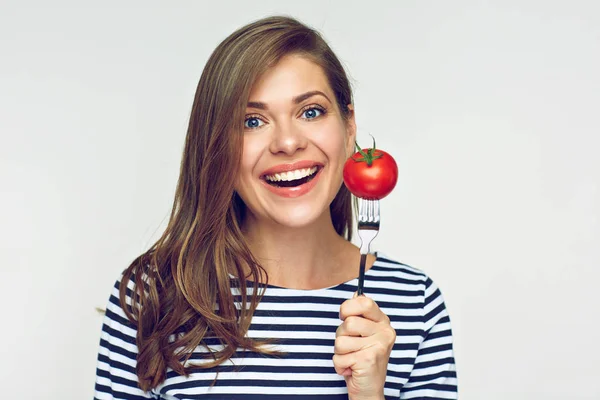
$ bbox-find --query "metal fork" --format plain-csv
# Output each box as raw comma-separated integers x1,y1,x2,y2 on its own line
357,198,380,295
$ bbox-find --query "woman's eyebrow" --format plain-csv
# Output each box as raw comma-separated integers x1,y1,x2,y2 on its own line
246,90,331,110
292,90,331,104
247,101,268,110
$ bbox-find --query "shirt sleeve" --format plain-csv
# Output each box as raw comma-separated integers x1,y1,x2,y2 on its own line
94,275,156,400
400,277,458,399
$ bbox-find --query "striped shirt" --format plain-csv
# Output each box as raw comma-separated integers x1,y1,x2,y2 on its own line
94,253,458,399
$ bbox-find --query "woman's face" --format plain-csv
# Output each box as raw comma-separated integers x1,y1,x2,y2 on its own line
235,54,356,229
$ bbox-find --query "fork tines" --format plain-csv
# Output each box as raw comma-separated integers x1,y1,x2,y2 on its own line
358,198,380,229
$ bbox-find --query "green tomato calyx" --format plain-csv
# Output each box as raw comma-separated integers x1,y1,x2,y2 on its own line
352,135,383,167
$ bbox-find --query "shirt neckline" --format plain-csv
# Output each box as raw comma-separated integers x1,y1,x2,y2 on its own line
250,251,380,293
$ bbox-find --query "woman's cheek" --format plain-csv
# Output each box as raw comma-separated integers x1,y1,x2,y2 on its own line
241,138,264,172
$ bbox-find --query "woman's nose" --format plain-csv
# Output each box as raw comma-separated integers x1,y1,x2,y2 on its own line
268,122,308,155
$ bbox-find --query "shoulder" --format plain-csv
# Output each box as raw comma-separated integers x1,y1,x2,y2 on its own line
369,251,430,286
369,252,452,329
102,271,138,330
103,261,154,327
367,251,445,304
372,252,427,276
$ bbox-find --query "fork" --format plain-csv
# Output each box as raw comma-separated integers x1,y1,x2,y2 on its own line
357,198,380,296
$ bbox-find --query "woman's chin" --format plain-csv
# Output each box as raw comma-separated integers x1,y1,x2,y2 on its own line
268,206,327,229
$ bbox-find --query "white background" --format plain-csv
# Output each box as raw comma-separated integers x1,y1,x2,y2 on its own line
1,1,599,399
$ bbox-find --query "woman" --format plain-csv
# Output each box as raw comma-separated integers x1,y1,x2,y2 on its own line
94,16,457,400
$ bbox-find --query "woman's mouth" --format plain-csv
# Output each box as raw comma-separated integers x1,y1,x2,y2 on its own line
260,165,323,198
263,166,319,188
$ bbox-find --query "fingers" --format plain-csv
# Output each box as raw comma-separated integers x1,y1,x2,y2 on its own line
334,334,371,355
332,346,381,377
334,293,396,386
334,328,396,355
332,352,356,376
339,294,390,323
336,315,378,338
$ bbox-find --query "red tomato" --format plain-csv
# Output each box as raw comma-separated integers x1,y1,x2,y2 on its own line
343,147,398,200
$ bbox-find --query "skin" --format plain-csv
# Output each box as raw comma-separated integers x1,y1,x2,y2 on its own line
235,54,394,399
336,293,397,400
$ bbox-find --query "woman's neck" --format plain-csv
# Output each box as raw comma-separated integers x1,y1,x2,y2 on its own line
241,211,359,290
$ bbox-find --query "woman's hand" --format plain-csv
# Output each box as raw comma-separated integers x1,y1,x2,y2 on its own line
334,293,396,400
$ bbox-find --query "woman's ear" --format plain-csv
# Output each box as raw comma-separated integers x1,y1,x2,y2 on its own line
345,104,357,158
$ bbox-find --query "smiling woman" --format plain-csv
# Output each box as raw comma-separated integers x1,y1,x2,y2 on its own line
236,55,354,222
94,16,457,400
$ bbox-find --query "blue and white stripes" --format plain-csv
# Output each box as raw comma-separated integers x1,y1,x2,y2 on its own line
94,253,457,399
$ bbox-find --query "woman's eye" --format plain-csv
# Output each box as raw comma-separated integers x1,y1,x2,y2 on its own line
302,107,323,120
244,117,264,129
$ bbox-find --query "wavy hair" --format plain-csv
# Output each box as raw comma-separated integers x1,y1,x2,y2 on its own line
119,15,355,391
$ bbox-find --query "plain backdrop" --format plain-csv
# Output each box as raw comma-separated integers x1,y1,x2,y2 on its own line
1,1,599,399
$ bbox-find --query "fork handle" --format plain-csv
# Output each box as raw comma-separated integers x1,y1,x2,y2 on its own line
357,253,367,296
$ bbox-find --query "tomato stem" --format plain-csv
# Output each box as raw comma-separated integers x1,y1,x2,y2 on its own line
353,135,383,166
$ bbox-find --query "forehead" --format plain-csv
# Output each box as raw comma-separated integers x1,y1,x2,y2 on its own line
248,54,332,102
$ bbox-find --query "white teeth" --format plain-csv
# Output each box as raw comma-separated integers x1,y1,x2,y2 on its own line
265,167,318,182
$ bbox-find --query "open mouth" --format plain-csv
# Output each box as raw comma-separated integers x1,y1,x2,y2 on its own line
262,166,322,188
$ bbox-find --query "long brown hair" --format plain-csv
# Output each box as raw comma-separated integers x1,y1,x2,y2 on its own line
120,15,355,391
